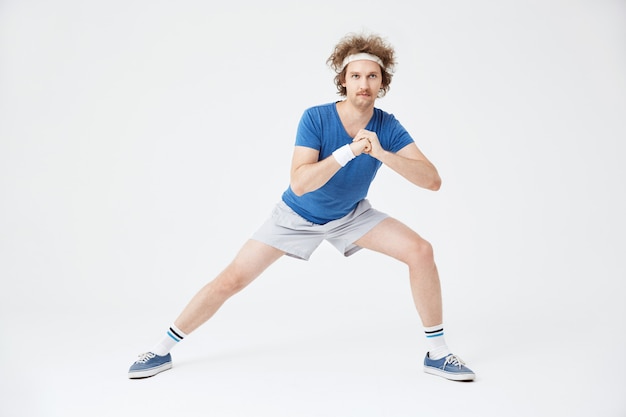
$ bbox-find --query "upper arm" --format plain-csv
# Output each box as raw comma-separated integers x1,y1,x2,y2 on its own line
290,145,320,177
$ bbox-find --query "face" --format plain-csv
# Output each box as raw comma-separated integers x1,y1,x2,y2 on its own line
342,60,383,108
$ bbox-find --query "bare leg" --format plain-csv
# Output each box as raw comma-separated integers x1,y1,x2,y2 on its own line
354,217,442,327
173,239,284,334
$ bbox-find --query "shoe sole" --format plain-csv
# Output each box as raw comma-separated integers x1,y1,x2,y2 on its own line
128,362,173,379
424,365,475,381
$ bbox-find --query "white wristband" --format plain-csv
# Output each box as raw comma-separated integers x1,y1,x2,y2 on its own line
332,144,356,167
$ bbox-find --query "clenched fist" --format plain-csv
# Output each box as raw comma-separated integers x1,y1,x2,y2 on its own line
352,129,382,158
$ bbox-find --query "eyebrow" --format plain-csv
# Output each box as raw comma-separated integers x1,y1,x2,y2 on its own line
348,70,380,75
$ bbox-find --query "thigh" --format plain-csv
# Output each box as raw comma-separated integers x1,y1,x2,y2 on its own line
353,217,425,263
227,239,285,285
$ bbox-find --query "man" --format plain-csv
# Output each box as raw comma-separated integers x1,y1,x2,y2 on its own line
128,33,475,382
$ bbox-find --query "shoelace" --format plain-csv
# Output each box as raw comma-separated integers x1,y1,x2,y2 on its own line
442,354,466,370
135,352,156,364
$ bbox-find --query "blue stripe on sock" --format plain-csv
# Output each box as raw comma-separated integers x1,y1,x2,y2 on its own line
426,332,444,338
167,331,181,342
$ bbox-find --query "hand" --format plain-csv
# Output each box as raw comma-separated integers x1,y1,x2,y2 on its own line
352,129,382,158
349,136,372,156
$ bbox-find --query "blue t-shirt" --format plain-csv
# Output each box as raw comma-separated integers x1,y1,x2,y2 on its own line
281,102,414,224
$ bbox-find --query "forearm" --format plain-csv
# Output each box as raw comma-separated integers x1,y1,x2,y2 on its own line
290,156,341,196
376,150,441,191
290,141,369,196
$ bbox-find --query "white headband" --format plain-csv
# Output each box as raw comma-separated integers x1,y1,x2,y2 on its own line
341,53,384,70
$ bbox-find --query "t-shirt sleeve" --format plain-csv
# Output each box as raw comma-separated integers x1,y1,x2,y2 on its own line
385,113,415,153
294,108,322,150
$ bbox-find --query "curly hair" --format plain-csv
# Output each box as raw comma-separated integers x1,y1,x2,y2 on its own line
327,32,396,98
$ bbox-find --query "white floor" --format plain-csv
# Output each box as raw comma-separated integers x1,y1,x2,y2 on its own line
2,250,625,417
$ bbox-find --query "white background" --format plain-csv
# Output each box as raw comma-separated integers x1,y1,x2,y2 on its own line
1,1,625,416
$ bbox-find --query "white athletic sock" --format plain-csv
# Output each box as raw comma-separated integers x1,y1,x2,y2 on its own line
424,324,451,360
151,324,188,356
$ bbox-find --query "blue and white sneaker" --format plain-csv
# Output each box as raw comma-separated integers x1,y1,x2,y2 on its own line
128,352,172,379
424,353,475,381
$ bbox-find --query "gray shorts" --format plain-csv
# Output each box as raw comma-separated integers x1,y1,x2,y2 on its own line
251,199,388,260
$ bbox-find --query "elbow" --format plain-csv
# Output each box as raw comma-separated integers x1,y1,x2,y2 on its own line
429,175,442,191
290,182,306,197
290,176,318,197
428,182,441,192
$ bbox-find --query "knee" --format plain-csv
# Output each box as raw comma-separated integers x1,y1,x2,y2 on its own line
404,237,435,268
213,265,250,297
